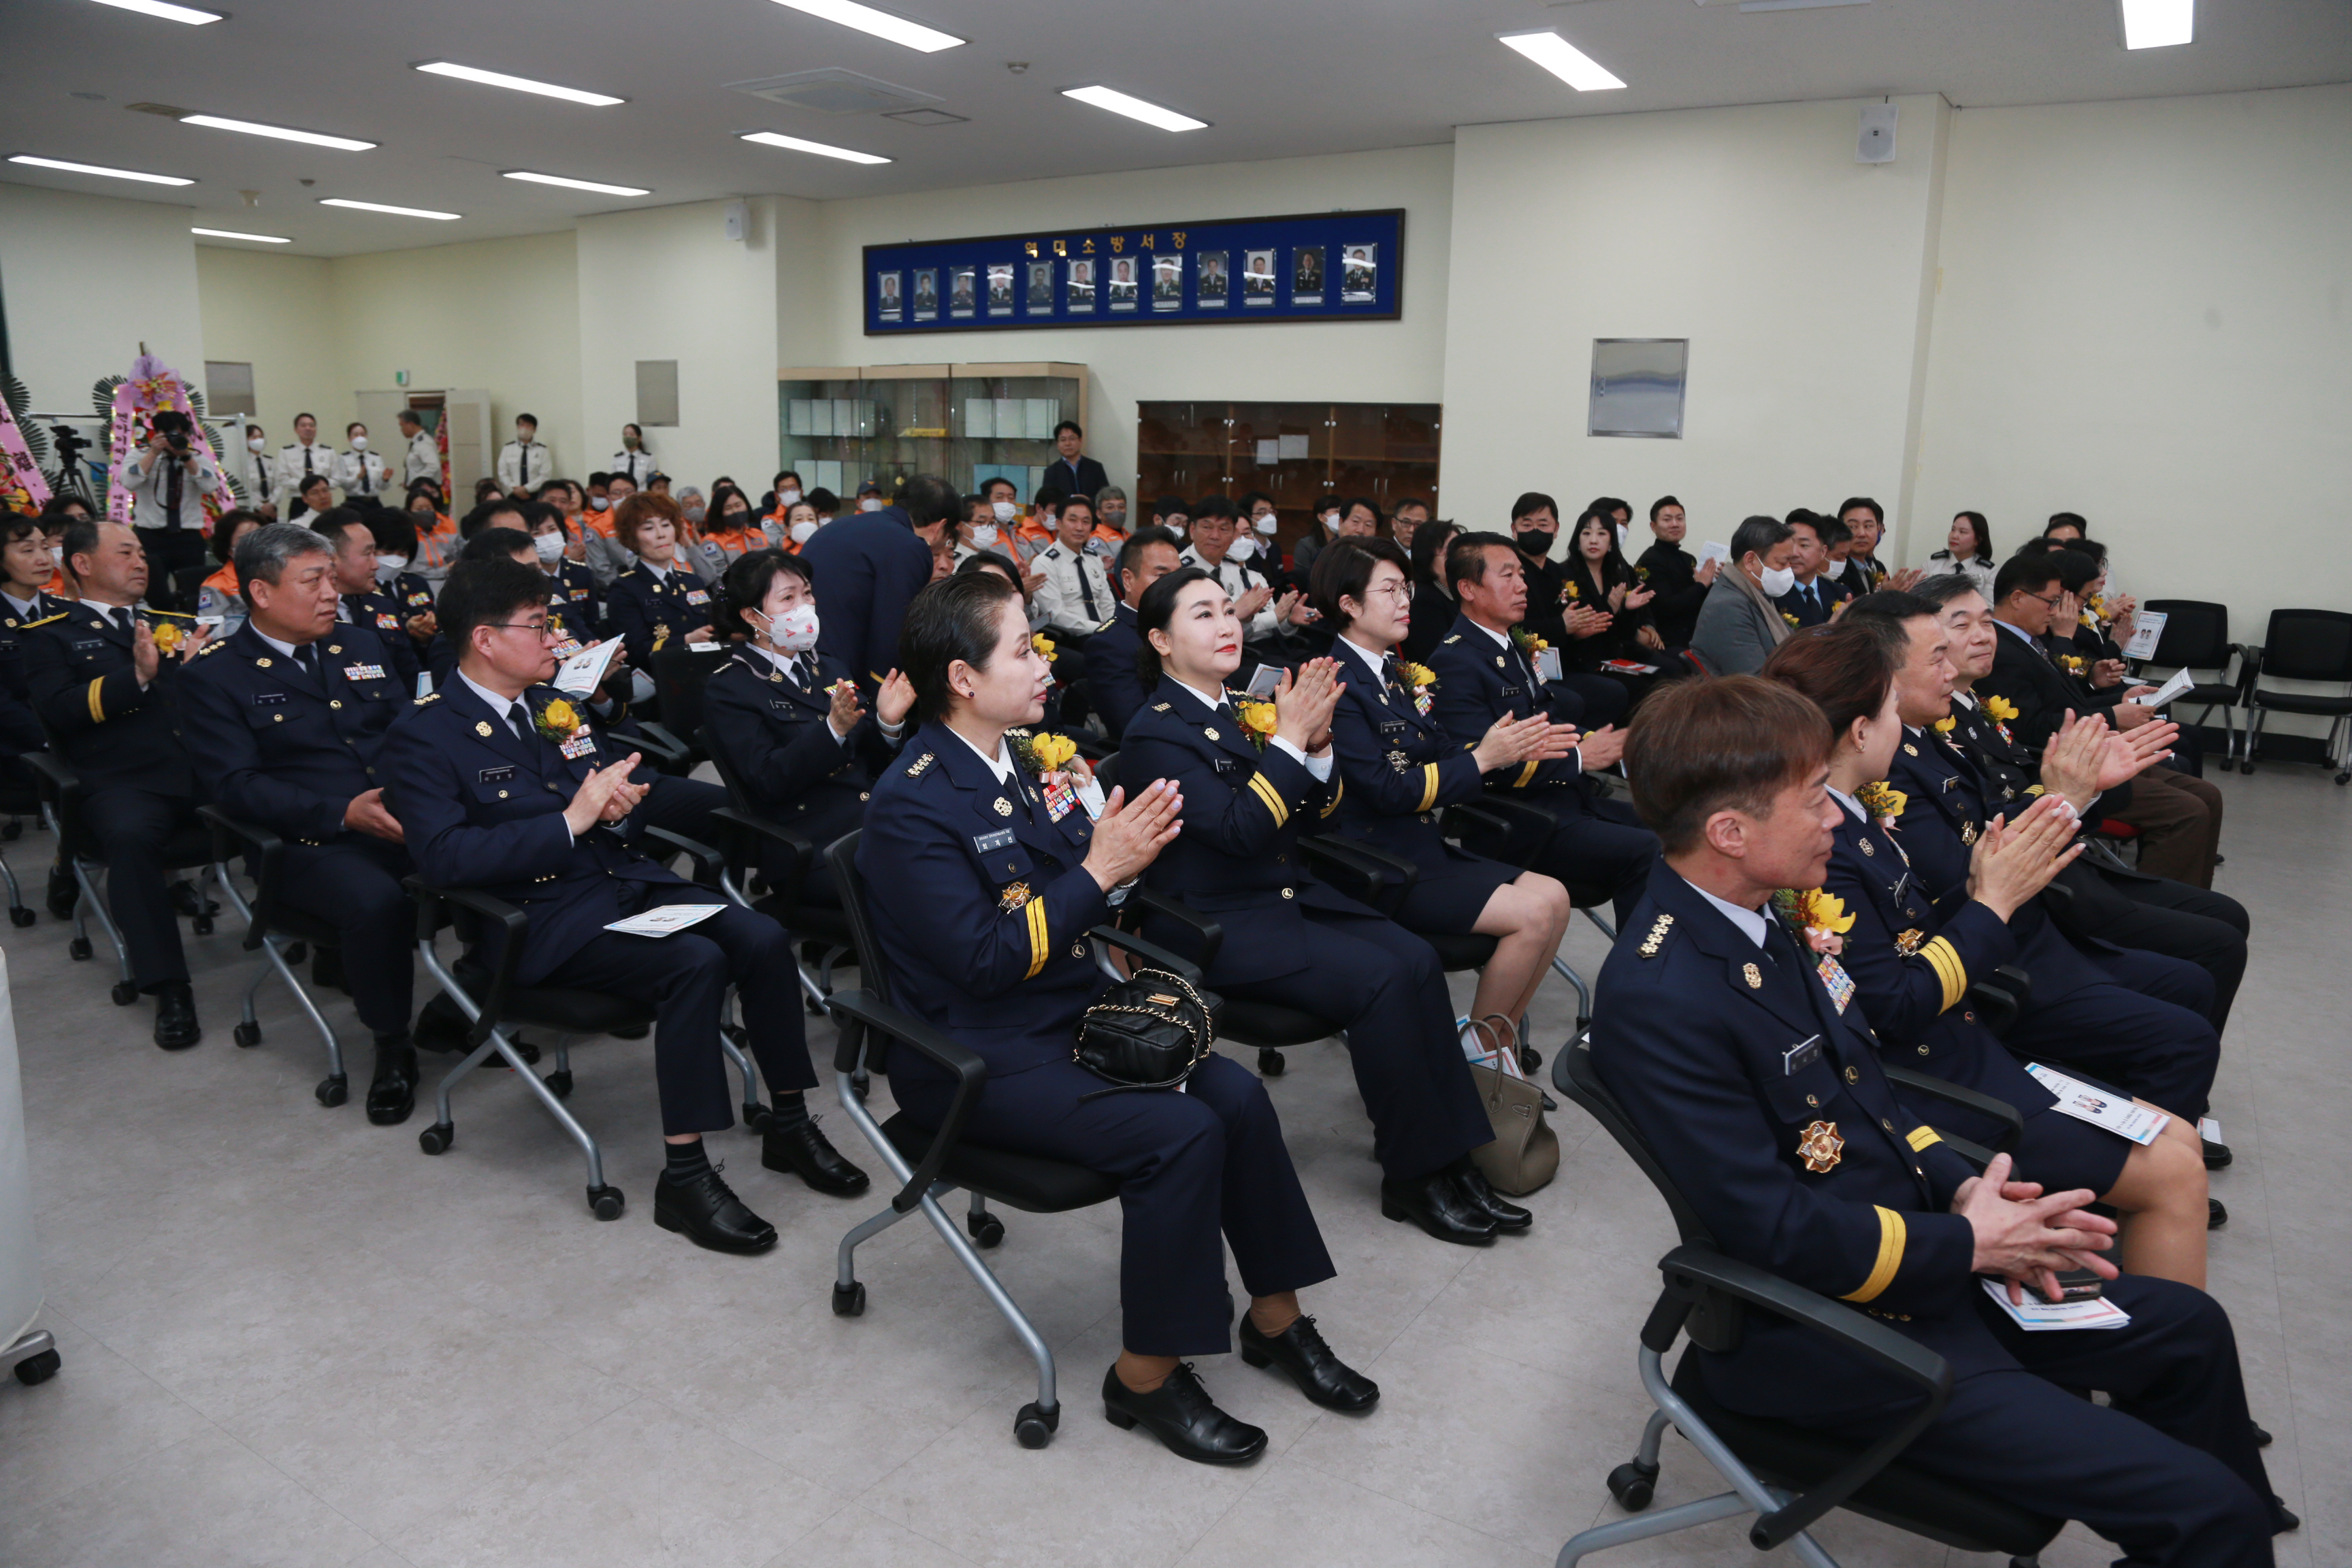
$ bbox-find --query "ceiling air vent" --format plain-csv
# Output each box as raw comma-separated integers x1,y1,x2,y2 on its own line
884,108,968,127
725,69,943,116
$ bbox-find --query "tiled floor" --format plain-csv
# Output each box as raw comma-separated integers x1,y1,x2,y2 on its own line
0,764,2335,1567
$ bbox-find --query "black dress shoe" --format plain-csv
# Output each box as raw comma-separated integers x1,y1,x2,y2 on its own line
1380,1171,1497,1245
653,1162,777,1254
2251,1422,2272,1448
2202,1137,2233,1170
366,1036,417,1126
166,879,218,918
412,994,470,1055
1238,1314,1378,1412
1452,1165,1534,1232
1100,1362,1266,1465
152,981,200,1051
2208,1197,2228,1229
2272,1500,2298,1533
44,867,76,921
762,1114,870,1196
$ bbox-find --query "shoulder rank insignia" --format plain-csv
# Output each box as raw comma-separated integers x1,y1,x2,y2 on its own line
903,751,934,777
413,693,440,706
1743,962,1763,990
1152,702,1170,711
1441,634,1460,644
1894,928,1924,956
1796,1120,1844,1173
21,612,65,630
197,638,227,655
1637,913,1673,957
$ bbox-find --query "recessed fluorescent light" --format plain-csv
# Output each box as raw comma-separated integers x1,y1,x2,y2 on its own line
180,114,376,151
1060,86,1208,133
319,197,461,220
1497,31,1627,91
88,0,222,23
8,153,193,186
502,170,651,197
413,62,623,107
763,0,963,52
739,131,891,165
192,227,291,243
2119,0,2193,48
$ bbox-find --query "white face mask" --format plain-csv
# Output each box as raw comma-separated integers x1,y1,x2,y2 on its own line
1759,564,1797,598
1165,523,1186,543
779,488,802,506
991,500,1016,523
788,519,818,544
970,523,1000,549
246,436,265,453
349,434,369,451
1322,510,1341,533
1228,537,1257,562
516,430,532,444
859,497,882,512
49,545,65,568
532,532,566,563
1253,512,1278,536
591,497,610,511
372,555,404,585
766,601,820,652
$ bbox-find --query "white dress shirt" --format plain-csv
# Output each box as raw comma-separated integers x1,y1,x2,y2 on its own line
1030,540,1117,637
1179,545,1280,642
332,448,391,499
401,431,440,487
272,441,336,506
496,438,551,491
119,447,225,532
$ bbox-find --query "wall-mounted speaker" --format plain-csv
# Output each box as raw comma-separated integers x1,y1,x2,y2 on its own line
1857,103,1898,164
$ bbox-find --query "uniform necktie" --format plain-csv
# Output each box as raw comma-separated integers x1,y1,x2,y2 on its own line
293,641,318,683
115,606,137,638
1075,556,1100,619
302,446,315,478
357,455,374,496
518,444,531,487
508,701,533,742
1380,650,1404,696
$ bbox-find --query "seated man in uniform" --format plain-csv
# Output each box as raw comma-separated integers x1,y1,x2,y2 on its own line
1592,675,2290,1567
382,557,863,1253
311,508,421,690
1088,525,1182,741
1425,532,1657,925
176,523,423,1122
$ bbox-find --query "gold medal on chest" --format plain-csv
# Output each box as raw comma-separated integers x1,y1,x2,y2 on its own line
1797,1120,1844,1173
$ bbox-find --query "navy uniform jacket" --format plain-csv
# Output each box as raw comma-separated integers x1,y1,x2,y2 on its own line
853,719,1107,1087
551,557,600,630
1116,676,1350,986
1085,602,1150,740
797,506,932,686
0,590,74,756
1592,864,1989,1417
1324,642,1487,870
700,645,896,847
1424,612,1595,799
340,589,422,691
603,564,715,672
380,679,693,983
175,623,407,842
22,603,197,797
1979,622,2119,755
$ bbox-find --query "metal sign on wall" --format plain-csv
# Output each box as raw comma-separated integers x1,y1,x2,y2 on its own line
863,209,1404,336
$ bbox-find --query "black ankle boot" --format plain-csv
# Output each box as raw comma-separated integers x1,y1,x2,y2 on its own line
366,1035,417,1125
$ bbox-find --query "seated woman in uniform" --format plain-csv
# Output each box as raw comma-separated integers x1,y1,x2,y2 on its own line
194,508,265,637
703,547,913,904
1309,537,1573,1060
603,491,717,672
1559,505,1663,710
1120,568,1530,1247
1761,623,2212,1286
857,570,1375,1465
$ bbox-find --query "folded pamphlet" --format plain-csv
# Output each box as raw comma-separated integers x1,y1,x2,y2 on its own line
604,903,724,938
1980,1277,2132,1331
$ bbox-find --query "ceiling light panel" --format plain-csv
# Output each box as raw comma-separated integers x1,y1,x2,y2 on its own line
8,153,193,185
1060,85,1208,133
739,131,891,165
192,227,291,243
413,62,623,107
1497,30,1627,91
763,0,964,52
88,0,220,23
320,197,461,220
2119,0,2193,48
179,114,376,150
502,170,651,196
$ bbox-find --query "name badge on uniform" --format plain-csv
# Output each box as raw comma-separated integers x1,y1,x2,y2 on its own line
252,691,288,706
1377,717,1407,736
1499,683,1522,700
1782,1034,1824,1076
559,730,597,761
71,638,103,653
343,663,386,682
1211,755,1241,776
684,589,711,606
1816,956,1857,1014
478,766,517,783
973,828,1017,854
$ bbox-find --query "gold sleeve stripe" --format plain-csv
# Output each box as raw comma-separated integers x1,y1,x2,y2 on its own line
1320,777,1343,817
1022,898,1049,979
1416,763,1441,813
1840,1206,1908,1303
1919,936,1967,1013
86,677,106,724
1513,758,1539,789
1906,1126,1942,1152
1245,771,1290,827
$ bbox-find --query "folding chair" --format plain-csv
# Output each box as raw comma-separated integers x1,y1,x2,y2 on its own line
646,644,729,769
695,723,860,1014
0,773,41,929
199,804,354,1107
2135,600,2247,767
821,829,1203,1449
1551,1039,2059,1567
2239,608,2352,783
22,749,215,1004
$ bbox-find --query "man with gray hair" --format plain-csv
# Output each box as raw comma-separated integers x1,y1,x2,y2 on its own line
175,523,425,1124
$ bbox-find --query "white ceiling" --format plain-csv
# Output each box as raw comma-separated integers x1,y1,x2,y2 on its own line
3,0,2347,257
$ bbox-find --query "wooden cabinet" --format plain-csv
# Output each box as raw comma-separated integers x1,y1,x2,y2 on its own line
1135,400,1441,559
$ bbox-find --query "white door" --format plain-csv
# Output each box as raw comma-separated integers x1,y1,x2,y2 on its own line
444,389,492,501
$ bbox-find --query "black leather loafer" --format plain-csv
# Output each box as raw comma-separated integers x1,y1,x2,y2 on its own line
653,1163,777,1253
2208,1197,2228,1229
2202,1137,2232,1171
412,994,470,1055
152,981,201,1051
1380,1171,1496,1245
365,1036,417,1126
166,879,218,918
1238,1315,1378,1412
763,1115,870,1196
45,867,76,921
2250,1422,2272,1448
1101,1362,1266,1465
1453,1165,1534,1232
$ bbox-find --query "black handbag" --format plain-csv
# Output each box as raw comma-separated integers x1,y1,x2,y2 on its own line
1072,968,1215,1099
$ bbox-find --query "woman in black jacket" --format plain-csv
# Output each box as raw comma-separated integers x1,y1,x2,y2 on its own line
1560,506,1662,709
1397,517,1461,666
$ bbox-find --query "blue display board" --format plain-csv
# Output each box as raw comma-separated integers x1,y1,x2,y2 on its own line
863,208,1403,337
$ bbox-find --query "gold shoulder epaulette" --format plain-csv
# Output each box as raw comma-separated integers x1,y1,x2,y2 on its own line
904,751,934,777
1441,634,1460,644
1152,702,1170,712
196,638,228,655
143,607,195,619
413,692,441,706
21,612,66,630
1637,913,1674,958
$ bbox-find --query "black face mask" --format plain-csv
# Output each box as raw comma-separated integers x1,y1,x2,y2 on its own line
1515,527,1556,559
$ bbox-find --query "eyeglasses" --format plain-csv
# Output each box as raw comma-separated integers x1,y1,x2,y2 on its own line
1360,582,1411,601
2025,591,2065,610
487,621,556,639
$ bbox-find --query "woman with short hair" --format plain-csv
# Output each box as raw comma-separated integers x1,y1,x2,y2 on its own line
603,491,715,670
1929,510,1997,598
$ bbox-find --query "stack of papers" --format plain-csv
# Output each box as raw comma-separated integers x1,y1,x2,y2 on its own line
2025,1063,2168,1145
1981,1277,2132,1331
553,638,623,696
604,904,724,938
2145,668,2196,709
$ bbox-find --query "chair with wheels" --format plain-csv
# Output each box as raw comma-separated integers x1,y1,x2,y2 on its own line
1550,1038,2061,1567
0,775,41,928
198,804,355,1108
695,723,861,1015
22,749,216,1004
404,827,760,1220
1443,794,1612,1054
2135,600,2247,768
821,829,1209,1448
646,645,730,770
2239,608,2352,783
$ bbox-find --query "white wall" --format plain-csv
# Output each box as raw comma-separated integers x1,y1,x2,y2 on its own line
0,183,205,416
193,246,338,445
1917,84,2352,638
1439,96,1950,543
802,144,1456,497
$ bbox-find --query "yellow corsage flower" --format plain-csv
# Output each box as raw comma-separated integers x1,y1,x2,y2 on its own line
1236,700,1278,749
1029,732,1077,774
149,619,182,655
1773,887,1855,956
1398,661,1436,689
1782,611,1802,628
1933,716,1957,734
1031,632,1056,659
1982,695,2019,723
1855,779,1907,828
1509,627,1549,656
2059,653,2086,674
1563,581,1580,601
533,697,581,741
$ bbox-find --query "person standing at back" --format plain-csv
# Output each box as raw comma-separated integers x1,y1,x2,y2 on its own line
333,421,391,502
273,412,334,514
1044,419,1109,504
610,423,655,488
119,409,225,611
799,473,943,690
397,410,438,491
495,413,550,495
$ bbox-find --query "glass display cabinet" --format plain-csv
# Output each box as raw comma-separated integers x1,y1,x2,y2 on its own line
777,363,1088,501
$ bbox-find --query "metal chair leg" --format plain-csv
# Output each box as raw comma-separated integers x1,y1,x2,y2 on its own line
1581,907,1618,942
1552,954,1593,1035
213,868,344,1092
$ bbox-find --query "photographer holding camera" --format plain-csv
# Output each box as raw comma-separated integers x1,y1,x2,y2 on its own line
120,410,226,610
